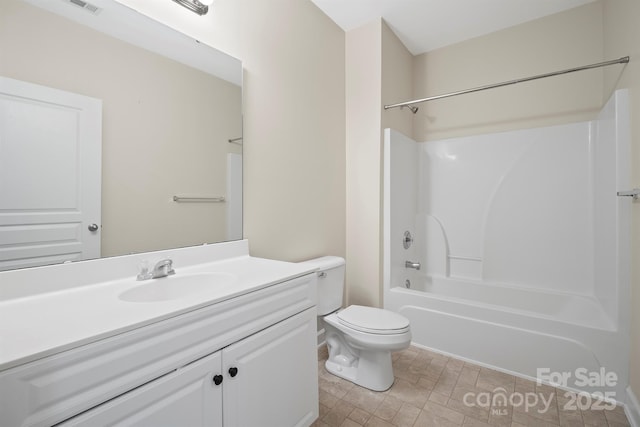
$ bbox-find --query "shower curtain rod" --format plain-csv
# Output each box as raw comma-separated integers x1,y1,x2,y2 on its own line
384,56,630,111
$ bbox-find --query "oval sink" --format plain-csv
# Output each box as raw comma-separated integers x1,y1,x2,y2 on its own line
119,272,237,303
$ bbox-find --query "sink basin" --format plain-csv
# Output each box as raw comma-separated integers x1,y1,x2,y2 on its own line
119,272,237,303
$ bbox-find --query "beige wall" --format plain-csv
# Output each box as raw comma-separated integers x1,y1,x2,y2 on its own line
112,0,347,262
381,22,414,139
602,0,640,404
412,2,604,142
0,0,241,257
345,19,383,307
343,19,414,308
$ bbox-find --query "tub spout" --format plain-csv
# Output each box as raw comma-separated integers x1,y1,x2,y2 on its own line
405,261,421,270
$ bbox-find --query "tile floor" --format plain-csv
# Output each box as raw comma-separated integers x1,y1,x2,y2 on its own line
313,346,631,427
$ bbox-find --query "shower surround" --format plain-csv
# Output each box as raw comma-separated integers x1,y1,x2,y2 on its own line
383,90,631,401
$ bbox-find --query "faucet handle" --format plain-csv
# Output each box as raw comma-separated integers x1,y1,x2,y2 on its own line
163,260,176,276
137,260,152,281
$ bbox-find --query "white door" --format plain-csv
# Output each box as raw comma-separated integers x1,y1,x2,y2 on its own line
223,308,318,427
0,76,102,271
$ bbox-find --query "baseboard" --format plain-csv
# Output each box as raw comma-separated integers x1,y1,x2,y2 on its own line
317,328,325,348
626,386,640,427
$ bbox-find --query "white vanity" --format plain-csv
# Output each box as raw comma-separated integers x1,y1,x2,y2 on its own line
0,240,319,427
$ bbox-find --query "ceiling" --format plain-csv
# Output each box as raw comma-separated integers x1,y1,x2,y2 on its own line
310,0,596,55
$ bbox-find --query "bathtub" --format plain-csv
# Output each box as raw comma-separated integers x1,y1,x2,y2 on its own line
385,274,625,397
382,90,631,400
400,275,614,331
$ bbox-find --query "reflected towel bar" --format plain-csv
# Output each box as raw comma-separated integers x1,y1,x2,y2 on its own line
617,189,639,200
173,196,226,203
384,56,630,111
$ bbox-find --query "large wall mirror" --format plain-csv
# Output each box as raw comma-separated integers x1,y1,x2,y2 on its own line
0,0,242,271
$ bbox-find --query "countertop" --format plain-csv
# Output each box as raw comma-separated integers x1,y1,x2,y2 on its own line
0,254,315,371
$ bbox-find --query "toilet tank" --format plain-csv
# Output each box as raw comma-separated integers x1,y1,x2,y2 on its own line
298,256,345,316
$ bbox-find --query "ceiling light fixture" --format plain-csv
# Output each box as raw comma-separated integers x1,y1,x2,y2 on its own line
171,0,213,16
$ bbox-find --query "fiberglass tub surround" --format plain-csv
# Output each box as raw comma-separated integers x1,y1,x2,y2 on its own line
383,89,631,399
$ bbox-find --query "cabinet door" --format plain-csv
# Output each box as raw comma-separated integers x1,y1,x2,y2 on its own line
223,307,318,427
59,351,223,427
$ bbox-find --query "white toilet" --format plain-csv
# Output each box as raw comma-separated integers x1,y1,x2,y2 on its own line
301,256,412,391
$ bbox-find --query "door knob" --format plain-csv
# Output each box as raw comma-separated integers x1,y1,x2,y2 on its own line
228,367,238,377
88,223,99,232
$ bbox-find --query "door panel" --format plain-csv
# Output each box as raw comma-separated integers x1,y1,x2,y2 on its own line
59,351,223,427
223,308,318,427
0,76,101,270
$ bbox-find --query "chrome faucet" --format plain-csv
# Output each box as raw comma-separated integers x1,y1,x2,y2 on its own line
137,258,175,280
152,258,175,278
405,261,421,270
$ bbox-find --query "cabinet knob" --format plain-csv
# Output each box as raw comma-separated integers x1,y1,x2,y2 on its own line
228,367,238,377
213,374,223,385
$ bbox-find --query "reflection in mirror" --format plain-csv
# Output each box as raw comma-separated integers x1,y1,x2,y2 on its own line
0,0,242,271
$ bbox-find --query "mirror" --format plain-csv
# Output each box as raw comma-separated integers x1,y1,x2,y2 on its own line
0,0,242,271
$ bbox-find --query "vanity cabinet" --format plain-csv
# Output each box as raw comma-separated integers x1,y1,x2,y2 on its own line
223,307,317,427
60,308,317,427
0,272,318,427
60,351,224,427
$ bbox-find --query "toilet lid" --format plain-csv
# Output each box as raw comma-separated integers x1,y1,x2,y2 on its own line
337,305,410,335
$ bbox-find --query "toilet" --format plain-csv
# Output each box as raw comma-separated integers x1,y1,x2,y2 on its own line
300,256,412,391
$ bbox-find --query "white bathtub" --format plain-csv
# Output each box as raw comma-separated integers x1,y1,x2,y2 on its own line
382,90,631,400
404,275,614,331
386,275,626,397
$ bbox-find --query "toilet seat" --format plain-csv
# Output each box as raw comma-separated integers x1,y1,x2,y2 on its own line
337,305,410,335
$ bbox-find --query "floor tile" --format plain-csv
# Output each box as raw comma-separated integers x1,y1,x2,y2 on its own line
316,346,631,427
391,402,422,427
348,407,372,425
373,395,403,421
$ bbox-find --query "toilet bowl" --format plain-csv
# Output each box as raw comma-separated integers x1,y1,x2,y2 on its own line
323,305,411,391
299,256,412,391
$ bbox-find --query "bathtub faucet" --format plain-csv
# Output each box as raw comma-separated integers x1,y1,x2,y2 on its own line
405,261,421,270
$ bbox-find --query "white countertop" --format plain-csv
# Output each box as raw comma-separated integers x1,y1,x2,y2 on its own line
0,244,316,371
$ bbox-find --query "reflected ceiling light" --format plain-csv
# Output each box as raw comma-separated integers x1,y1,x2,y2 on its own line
171,0,213,15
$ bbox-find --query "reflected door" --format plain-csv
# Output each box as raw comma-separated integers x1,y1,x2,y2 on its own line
0,77,102,271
